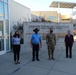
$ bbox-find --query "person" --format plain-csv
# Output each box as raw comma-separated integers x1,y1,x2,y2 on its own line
30,28,42,61
12,31,21,64
46,28,56,60
64,30,74,58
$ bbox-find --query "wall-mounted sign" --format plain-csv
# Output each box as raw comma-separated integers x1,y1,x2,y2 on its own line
23,22,73,44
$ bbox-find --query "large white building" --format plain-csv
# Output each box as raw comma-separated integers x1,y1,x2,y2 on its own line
9,0,31,32
0,0,31,55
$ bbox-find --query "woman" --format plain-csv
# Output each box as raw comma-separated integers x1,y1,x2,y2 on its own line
12,31,21,64
64,30,74,58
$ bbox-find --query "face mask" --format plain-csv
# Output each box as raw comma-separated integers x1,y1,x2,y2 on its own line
68,31,70,34
50,30,53,33
35,31,38,34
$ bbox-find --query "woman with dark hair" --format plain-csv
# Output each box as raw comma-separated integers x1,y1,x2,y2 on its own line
12,31,21,64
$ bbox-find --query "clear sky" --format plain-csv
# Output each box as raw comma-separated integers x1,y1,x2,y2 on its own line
14,0,76,15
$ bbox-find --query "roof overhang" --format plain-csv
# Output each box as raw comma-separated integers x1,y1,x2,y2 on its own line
49,1,76,8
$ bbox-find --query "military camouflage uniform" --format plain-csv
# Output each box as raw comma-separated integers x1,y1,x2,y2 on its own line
46,33,56,59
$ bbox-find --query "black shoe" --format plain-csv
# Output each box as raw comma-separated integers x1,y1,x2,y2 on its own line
14,61,17,64
48,58,51,60
32,59,35,62
17,61,20,64
66,57,68,58
36,59,40,61
66,56,68,58
69,56,72,58
51,57,55,60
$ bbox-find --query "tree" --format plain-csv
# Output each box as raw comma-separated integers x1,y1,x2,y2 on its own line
13,20,24,44
13,21,23,34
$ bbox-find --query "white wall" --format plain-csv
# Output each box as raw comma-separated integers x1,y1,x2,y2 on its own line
9,0,31,32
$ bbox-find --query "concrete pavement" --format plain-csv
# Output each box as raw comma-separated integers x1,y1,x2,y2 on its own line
0,39,76,75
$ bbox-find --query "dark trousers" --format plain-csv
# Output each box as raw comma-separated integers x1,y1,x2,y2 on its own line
66,44,72,58
32,44,39,60
13,45,20,61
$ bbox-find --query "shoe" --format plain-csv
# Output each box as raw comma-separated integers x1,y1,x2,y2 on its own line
69,56,72,58
66,55,68,58
36,59,40,61
66,56,68,58
14,61,17,64
69,55,72,58
32,59,35,62
17,61,20,64
48,58,51,60
51,57,55,60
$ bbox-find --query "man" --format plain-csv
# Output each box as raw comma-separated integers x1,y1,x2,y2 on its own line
46,28,56,60
30,28,42,61
64,30,74,58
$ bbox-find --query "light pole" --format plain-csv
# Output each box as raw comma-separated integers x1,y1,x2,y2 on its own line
58,2,60,22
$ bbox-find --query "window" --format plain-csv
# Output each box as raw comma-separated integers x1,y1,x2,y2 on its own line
0,1,4,19
5,3,8,19
4,0,8,3
5,20,9,35
0,0,4,1
48,16,56,20
0,21,4,51
6,36,9,50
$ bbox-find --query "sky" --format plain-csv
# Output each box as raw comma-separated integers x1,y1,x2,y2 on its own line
14,0,76,15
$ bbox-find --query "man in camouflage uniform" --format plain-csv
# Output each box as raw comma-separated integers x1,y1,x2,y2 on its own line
46,28,56,60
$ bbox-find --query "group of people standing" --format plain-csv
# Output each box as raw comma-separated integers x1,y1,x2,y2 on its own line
12,28,74,64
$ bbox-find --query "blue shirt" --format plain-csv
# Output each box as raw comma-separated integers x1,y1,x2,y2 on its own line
12,37,20,45
31,33,41,44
